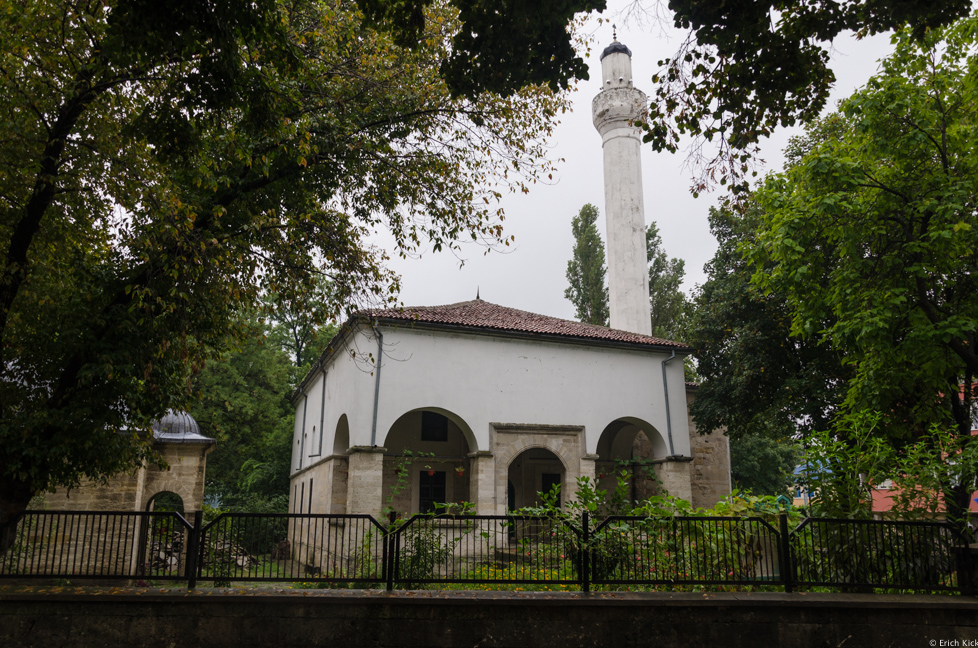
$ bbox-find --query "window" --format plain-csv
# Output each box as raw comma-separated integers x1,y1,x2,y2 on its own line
419,471,446,513
421,411,448,442
310,426,319,457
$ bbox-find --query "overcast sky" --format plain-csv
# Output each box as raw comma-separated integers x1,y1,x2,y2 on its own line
373,2,894,323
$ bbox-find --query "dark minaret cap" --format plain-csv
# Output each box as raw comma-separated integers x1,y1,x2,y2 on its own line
600,41,632,61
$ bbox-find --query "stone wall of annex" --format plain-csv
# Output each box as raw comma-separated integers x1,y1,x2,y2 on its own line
686,386,732,510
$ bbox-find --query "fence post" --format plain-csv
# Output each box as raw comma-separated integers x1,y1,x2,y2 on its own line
779,513,793,593
186,510,202,590
386,511,396,592
954,526,975,596
581,510,590,593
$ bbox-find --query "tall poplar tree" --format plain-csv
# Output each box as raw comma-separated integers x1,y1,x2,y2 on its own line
565,204,609,326
646,223,690,341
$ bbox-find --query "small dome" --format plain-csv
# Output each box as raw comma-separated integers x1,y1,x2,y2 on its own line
600,41,632,61
152,410,215,445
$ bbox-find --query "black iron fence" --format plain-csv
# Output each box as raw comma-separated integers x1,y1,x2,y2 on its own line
1,510,973,593
0,510,195,582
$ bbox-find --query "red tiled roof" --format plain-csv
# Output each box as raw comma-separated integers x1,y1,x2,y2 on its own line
361,299,688,349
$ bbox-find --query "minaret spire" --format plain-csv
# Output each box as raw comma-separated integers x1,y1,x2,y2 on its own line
592,41,652,336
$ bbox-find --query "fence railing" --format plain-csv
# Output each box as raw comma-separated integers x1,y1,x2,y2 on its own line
0,510,195,582
1,510,973,593
791,517,967,592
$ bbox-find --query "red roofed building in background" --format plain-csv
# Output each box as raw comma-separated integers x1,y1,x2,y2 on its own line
871,429,978,516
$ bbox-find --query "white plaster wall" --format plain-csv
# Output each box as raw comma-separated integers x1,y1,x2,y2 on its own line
291,396,304,474
366,326,689,457
291,333,386,478
291,324,692,483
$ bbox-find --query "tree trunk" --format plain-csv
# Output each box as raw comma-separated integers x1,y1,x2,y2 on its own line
0,477,35,555
946,376,975,537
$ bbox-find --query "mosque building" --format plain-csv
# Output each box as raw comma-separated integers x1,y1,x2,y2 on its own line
287,41,731,518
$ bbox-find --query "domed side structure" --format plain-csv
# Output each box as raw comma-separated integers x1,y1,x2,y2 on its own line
152,409,215,445
42,410,216,513
142,410,216,512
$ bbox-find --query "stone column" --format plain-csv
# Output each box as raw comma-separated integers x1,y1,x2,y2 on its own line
656,457,693,502
346,446,387,517
328,456,350,514
573,454,599,502
467,451,496,514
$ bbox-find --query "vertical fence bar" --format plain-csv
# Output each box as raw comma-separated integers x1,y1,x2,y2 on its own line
186,511,201,589
779,513,793,593
386,512,396,591
581,510,590,593
953,523,975,595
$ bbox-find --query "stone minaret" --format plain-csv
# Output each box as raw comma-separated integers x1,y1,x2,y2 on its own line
591,40,652,336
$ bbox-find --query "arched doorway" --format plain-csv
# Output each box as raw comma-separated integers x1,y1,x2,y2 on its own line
139,491,187,576
595,418,668,507
146,490,185,514
506,448,565,511
333,413,350,455
382,408,474,515
324,413,351,514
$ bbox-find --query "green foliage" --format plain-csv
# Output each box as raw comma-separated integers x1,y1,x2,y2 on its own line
646,0,970,193
521,476,797,589
192,318,294,510
646,222,690,341
563,206,690,342
395,517,462,589
359,0,605,98
803,412,978,520
689,199,851,447
383,449,469,588
753,15,978,523
565,203,609,326
0,0,571,548
265,279,340,371
730,434,802,497
351,0,970,193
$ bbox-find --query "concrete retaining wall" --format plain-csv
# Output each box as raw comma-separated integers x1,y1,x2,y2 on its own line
1,588,976,648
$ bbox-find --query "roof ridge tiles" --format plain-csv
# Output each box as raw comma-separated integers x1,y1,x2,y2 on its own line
359,299,687,349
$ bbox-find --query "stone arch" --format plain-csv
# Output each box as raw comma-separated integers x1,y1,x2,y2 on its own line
140,480,196,514
496,439,570,470
381,407,476,514
490,424,585,515
139,490,188,577
506,447,566,510
385,406,478,453
146,490,185,513
333,413,350,455
595,416,668,503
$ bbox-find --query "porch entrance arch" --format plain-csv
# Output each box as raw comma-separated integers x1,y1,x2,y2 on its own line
506,448,565,510
595,417,668,504
490,423,586,515
381,407,475,514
